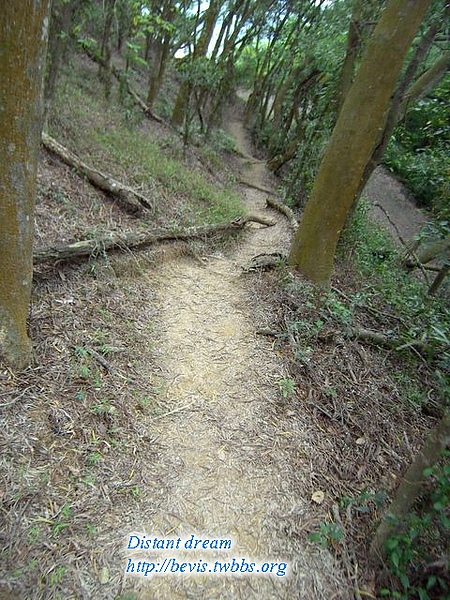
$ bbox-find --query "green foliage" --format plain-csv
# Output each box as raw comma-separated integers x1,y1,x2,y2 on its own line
341,489,388,514
96,128,243,225
381,453,450,600
341,199,450,390
278,377,296,400
235,43,261,86
384,75,450,217
308,521,344,549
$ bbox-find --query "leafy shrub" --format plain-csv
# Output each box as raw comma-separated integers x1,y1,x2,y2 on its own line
381,453,450,600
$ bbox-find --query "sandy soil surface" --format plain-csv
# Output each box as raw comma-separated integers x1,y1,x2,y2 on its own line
123,111,352,599
365,166,428,245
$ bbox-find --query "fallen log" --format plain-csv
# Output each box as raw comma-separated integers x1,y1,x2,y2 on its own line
266,197,298,230
42,133,153,213
33,214,275,264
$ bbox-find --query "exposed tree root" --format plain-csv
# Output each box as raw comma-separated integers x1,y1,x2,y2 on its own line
238,178,277,195
266,197,298,230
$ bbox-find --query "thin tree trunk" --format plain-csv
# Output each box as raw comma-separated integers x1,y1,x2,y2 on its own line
99,0,117,100
171,0,222,127
44,0,76,126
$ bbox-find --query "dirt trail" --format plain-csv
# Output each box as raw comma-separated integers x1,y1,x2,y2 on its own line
365,166,428,245
125,115,349,598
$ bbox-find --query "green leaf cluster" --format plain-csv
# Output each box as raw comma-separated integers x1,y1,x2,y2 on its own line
381,452,450,600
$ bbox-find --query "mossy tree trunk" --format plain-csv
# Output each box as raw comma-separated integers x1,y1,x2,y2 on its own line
288,0,432,287
0,0,50,369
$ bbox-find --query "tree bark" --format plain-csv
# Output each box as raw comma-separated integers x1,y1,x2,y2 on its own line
0,0,50,369
288,0,432,287
33,215,275,264
369,413,450,563
98,0,117,100
42,133,153,213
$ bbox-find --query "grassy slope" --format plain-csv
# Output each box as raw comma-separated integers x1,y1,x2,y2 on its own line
48,56,244,233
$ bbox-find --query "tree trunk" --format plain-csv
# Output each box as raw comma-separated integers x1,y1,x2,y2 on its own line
288,0,432,287
399,51,450,117
146,0,176,109
369,413,450,563
336,0,363,115
356,18,443,198
0,1,50,369
44,0,76,126
171,0,222,127
98,0,117,100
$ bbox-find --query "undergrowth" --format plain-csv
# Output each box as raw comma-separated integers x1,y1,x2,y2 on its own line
383,75,450,220
340,198,450,395
95,128,243,225
49,57,244,228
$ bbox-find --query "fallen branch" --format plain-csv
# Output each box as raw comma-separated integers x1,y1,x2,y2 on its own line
113,67,166,124
33,215,275,264
266,197,298,230
42,133,153,213
347,327,446,359
373,201,409,248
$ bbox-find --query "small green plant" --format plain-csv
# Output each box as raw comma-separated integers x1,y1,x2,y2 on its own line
130,485,142,498
77,364,91,379
340,489,388,515
75,389,86,402
48,565,67,587
325,295,352,326
278,378,296,400
308,521,344,549
90,398,117,415
27,525,42,543
86,523,96,535
86,452,103,466
52,504,72,536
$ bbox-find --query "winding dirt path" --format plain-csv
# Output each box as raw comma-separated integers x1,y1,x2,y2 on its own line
365,166,427,245
125,113,350,598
